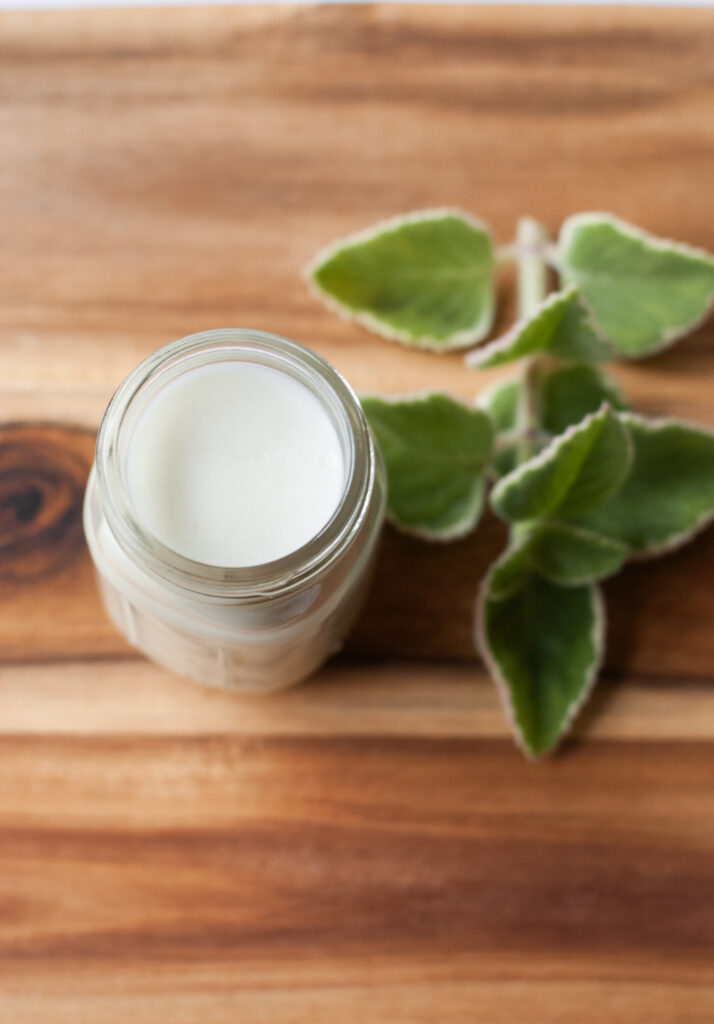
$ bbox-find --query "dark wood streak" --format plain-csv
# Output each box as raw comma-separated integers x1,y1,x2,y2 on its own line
282,7,712,61
1,8,705,64
0,737,712,965
286,81,676,118
0,423,93,583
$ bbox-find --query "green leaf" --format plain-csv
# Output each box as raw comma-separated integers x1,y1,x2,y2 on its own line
491,406,632,522
558,213,714,357
523,521,628,585
308,209,495,351
477,373,521,433
486,538,532,599
467,286,613,368
572,413,714,555
478,364,629,439
361,392,494,539
541,363,629,435
476,374,520,478
477,553,604,757
491,519,628,592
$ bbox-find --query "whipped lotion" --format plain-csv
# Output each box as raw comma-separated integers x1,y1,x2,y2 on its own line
126,361,345,567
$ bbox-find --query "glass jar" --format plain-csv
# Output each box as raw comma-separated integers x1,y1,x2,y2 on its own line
83,329,386,692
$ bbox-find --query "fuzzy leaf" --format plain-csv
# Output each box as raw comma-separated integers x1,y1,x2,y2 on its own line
541,363,630,435
486,538,532,599
523,521,628,585
361,393,494,539
478,552,604,757
490,446,520,482
558,214,714,357
467,286,613,368
491,406,632,522
476,374,520,478
572,413,714,555
309,210,495,351
477,374,521,433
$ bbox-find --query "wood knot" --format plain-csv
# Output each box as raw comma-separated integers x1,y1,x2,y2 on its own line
0,423,95,583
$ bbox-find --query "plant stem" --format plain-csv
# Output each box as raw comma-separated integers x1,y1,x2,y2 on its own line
515,217,548,464
516,216,548,316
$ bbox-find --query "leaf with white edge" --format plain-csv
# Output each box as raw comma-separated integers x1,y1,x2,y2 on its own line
308,209,495,351
491,406,632,523
541,363,629,435
477,553,604,757
523,521,628,585
477,373,521,432
486,538,532,600
467,286,613,368
476,374,520,478
361,393,494,539
558,213,714,357
571,413,714,556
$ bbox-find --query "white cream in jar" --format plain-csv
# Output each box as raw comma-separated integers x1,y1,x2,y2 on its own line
126,361,345,568
83,329,386,691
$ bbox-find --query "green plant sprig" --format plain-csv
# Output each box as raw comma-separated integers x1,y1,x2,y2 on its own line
307,209,714,757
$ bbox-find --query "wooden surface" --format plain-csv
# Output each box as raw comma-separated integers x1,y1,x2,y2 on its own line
1,5,714,1021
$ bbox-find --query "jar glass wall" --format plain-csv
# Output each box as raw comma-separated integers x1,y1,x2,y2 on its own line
83,329,386,691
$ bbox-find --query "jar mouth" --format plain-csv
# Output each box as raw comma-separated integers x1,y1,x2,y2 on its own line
95,329,376,600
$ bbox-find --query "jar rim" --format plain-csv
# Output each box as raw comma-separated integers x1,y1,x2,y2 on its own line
95,328,377,600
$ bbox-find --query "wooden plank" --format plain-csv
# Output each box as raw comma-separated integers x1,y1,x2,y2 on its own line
1,4,713,417
2,421,714,675
3,658,714,743
1,6,714,1023
0,732,712,1021
2,975,713,1024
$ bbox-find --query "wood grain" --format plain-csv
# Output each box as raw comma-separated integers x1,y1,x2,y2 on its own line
0,730,712,1023
4,659,714,743
1,5,714,1022
1,4,714,419
2,421,714,677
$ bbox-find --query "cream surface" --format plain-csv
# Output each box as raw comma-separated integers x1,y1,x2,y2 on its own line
126,361,345,567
